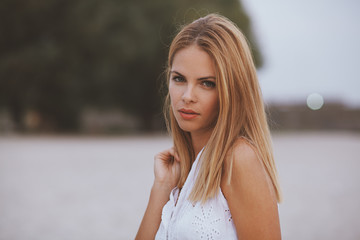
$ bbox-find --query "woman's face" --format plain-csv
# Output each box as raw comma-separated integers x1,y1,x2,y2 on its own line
169,45,219,136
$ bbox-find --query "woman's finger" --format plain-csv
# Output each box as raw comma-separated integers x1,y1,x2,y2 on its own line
169,147,180,162
174,152,180,162
168,147,175,158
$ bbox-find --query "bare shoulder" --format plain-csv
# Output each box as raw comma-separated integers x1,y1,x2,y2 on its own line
221,137,281,239
222,137,275,197
223,137,264,180
231,137,258,164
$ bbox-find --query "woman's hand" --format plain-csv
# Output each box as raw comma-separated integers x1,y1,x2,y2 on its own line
135,147,181,240
153,147,181,192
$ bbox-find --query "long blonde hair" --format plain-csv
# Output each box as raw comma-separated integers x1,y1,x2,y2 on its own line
164,14,282,203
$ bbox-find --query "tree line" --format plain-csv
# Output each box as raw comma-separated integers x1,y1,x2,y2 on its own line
0,0,262,132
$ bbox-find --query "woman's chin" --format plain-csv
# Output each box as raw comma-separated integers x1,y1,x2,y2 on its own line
177,124,195,133
175,119,198,132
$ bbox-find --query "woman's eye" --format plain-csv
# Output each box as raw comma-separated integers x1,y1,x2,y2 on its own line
172,76,185,82
202,81,216,88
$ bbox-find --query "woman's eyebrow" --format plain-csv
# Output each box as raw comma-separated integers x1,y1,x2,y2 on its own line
170,70,184,77
170,70,215,80
198,76,216,80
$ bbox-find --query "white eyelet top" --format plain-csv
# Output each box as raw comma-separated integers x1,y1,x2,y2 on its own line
155,148,238,240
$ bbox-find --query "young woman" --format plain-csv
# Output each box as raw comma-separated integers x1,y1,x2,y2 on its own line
136,14,282,240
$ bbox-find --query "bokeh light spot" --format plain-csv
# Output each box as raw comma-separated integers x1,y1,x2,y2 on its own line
307,93,324,110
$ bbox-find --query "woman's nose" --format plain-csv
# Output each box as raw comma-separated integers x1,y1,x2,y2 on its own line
182,85,197,103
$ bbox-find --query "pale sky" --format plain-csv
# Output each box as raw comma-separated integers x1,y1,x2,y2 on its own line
242,0,360,107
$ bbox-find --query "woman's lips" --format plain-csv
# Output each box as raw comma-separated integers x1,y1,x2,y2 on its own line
178,109,199,120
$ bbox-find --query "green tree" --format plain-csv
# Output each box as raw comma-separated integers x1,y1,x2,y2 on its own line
0,0,262,132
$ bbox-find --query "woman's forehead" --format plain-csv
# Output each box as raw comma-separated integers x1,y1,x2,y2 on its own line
171,45,216,77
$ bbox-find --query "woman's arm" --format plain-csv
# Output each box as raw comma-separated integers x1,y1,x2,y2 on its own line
221,139,281,240
135,147,180,240
135,183,173,240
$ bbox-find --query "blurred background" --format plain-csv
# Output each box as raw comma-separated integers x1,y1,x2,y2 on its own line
0,0,359,239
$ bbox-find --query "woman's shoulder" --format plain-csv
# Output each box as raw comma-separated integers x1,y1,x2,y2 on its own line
222,137,270,191
224,137,259,170
221,139,281,239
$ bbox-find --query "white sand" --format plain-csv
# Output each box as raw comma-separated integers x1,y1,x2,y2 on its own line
0,132,359,240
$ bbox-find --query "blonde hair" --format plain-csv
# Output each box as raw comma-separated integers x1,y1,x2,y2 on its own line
164,14,282,203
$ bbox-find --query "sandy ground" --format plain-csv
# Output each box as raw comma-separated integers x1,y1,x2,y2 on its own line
0,132,359,240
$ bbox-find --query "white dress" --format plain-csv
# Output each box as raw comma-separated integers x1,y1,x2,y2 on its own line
155,148,238,240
